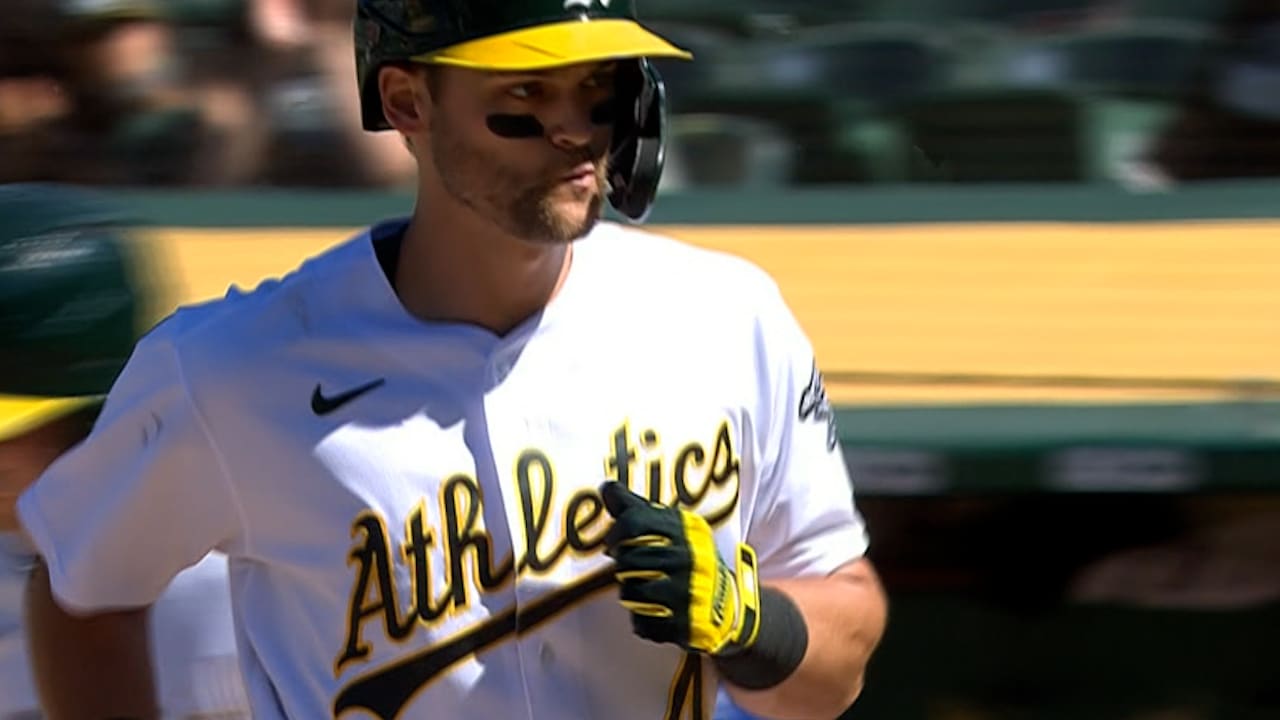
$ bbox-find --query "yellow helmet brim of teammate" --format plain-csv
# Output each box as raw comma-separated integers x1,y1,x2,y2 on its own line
0,395,101,443
413,19,693,71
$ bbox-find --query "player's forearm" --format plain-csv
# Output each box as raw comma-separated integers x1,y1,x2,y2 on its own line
25,560,160,720
720,558,888,720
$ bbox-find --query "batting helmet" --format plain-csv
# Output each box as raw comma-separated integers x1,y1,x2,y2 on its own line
0,183,150,441
354,0,693,222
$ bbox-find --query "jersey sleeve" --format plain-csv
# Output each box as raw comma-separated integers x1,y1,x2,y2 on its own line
16,328,243,614
745,278,869,581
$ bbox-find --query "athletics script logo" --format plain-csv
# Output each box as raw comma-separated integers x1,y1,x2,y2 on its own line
332,418,742,719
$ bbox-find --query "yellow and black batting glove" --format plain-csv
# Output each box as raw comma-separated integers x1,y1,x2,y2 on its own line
600,481,762,657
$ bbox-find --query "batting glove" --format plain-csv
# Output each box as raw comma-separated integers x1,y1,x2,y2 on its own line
600,481,762,657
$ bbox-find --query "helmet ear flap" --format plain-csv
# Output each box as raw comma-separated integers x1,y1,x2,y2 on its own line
607,59,667,223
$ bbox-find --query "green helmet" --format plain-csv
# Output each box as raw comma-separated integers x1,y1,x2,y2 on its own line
59,0,165,23
0,183,150,441
354,0,693,222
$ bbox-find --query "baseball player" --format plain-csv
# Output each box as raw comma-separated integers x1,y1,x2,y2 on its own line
17,2,889,719
0,183,250,719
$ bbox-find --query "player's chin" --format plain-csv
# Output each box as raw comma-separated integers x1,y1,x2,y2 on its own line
541,193,602,243
551,186,602,219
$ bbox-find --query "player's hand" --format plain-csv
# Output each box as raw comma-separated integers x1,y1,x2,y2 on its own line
600,481,761,657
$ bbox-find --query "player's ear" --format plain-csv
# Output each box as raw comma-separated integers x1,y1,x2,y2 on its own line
379,64,429,136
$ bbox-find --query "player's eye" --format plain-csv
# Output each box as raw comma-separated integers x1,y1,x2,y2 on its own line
583,68,617,90
507,82,542,100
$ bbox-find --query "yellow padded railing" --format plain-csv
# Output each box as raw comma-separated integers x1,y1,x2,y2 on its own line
144,221,1280,406
671,222,1280,405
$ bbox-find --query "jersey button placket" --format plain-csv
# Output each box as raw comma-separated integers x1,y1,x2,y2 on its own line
481,344,545,720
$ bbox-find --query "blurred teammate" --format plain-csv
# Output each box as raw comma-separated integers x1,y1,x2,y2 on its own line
17,3,887,719
0,183,249,719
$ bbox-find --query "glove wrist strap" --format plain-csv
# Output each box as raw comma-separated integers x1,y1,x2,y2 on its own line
721,544,762,653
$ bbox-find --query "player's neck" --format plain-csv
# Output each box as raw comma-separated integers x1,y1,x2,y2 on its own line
393,202,572,338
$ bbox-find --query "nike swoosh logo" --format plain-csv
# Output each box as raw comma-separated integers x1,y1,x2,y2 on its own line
311,379,386,416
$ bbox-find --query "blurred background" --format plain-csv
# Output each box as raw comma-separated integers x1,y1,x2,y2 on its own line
4,0,1280,188
3,1,1279,719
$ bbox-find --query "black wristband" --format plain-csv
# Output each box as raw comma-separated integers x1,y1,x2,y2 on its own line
712,586,809,690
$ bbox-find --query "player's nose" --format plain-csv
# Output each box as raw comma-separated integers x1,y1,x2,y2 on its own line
542,95,602,151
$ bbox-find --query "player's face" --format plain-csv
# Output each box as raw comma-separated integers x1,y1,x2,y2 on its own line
425,61,615,245
0,418,79,531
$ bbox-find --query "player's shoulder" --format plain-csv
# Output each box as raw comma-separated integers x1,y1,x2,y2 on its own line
586,221,784,303
138,226,376,357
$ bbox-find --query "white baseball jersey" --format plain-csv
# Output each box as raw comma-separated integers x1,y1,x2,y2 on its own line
0,533,37,717
713,689,765,720
0,534,247,719
18,219,868,720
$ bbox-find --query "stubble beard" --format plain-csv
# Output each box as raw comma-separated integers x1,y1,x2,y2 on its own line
430,110,606,245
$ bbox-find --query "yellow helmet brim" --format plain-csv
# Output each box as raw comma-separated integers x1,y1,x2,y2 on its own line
415,19,693,70
0,395,100,442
